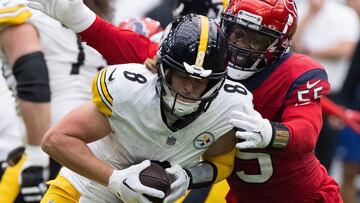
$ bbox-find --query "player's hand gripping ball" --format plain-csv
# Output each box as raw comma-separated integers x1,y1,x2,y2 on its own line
139,161,171,203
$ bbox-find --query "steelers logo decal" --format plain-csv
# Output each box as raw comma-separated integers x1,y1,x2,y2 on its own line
193,132,215,149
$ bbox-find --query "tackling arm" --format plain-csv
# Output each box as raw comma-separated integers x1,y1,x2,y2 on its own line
79,17,159,65
27,0,158,65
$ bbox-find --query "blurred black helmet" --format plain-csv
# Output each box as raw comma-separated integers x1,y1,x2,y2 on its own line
173,0,225,19
156,14,228,128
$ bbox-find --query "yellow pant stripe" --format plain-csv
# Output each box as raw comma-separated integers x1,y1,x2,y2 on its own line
41,175,80,203
0,155,26,203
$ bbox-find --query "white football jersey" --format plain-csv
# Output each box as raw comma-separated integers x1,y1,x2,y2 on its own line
0,7,107,125
0,68,22,160
61,63,253,201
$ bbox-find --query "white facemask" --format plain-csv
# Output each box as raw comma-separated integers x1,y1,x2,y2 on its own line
227,62,256,80
162,85,200,117
163,94,200,117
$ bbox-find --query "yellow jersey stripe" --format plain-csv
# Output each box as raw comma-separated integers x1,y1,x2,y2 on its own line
99,68,113,102
195,15,209,67
0,5,31,25
91,71,112,117
0,4,26,14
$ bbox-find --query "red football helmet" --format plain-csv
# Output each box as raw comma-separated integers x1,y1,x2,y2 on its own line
221,0,297,79
118,17,163,39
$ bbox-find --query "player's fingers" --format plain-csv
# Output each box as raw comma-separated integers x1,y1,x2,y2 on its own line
135,160,151,171
132,183,165,199
230,119,257,131
230,111,247,120
27,2,44,12
169,177,183,190
235,131,253,140
231,111,258,124
165,166,177,176
242,104,256,115
236,141,256,149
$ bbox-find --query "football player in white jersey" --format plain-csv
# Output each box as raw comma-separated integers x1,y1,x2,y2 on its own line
0,0,107,202
0,71,23,166
40,14,253,203
0,1,51,202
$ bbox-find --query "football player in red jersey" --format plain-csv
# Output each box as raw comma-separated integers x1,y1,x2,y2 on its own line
220,1,341,202
28,0,344,202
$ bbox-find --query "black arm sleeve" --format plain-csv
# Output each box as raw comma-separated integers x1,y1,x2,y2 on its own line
12,51,51,102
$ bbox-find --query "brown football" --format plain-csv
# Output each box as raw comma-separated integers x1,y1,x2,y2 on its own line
139,161,171,203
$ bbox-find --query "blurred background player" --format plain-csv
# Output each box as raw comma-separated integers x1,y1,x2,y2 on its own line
293,0,360,171
0,1,51,202
0,70,23,181
337,41,360,203
0,0,109,202
145,0,225,27
118,17,163,42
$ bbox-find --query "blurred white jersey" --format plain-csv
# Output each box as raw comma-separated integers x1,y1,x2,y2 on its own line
0,68,22,160
1,8,107,125
61,64,253,202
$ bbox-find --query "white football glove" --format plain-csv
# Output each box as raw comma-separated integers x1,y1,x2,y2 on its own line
27,0,96,32
230,104,273,149
164,164,190,203
20,145,49,202
107,160,165,203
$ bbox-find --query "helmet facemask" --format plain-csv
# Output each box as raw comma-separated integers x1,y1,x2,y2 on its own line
156,55,226,122
155,14,228,130
221,12,284,80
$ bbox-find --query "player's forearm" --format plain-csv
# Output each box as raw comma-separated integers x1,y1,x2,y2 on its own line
282,117,320,154
19,100,51,145
79,16,127,65
321,97,344,117
79,16,158,65
280,102,323,154
309,41,356,59
42,129,113,186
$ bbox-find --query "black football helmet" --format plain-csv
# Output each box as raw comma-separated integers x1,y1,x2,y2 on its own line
156,14,228,129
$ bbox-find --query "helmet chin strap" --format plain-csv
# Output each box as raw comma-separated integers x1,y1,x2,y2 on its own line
163,85,201,117
227,62,257,80
161,78,224,117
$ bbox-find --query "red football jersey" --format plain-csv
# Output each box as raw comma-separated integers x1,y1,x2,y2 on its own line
226,53,331,202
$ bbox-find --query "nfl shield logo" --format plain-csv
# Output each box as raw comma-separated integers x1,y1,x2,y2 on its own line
166,136,176,145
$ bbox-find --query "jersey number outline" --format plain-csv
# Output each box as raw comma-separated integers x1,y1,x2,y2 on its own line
123,71,147,84
70,34,85,75
236,151,273,183
224,84,247,95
